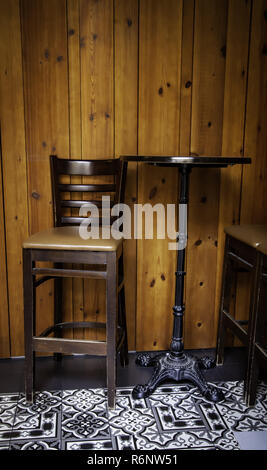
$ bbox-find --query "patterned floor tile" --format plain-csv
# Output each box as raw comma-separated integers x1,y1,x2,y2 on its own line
61,389,109,444
0,393,20,444
62,408,110,441
9,439,61,450
0,380,266,450
108,390,156,450
64,439,113,451
62,388,107,412
11,391,61,441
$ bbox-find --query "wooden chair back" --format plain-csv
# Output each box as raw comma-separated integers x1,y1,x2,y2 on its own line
50,155,127,228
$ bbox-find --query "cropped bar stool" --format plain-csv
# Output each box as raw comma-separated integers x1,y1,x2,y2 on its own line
245,242,267,406
216,224,267,404
23,156,128,409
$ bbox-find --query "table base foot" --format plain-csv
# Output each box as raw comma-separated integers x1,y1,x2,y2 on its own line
132,352,224,402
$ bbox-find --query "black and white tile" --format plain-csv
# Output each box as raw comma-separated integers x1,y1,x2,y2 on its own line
0,380,267,450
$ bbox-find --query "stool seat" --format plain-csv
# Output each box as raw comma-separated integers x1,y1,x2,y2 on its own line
257,242,267,256
22,226,123,251
224,224,267,248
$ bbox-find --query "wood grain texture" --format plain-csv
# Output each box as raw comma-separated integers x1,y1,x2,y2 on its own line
114,0,138,350
137,0,182,351
0,144,9,357
80,0,114,158
0,0,266,357
21,0,69,338
179,0,195,326
215,0,252,342
236,0,267,342
185,0,228,348
0,0,29,356
179,0,195,156
241,0,267,225
67,0,83,339
80,0,114,341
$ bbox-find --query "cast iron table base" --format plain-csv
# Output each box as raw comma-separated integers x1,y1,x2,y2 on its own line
132,351,224,402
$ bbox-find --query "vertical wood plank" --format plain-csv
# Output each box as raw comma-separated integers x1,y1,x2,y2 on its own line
215,0,251,339
114,0,138,350
241,0,267,224
21,0,70,337
80,0,114,158
185,0,228,348
67,0,83,339
179,0,195,320
0,144,9,357
137,0,183,351
226,0,267,347
80,0,114,339
237,0,267,344
67,0,82,159
179,0,195,156
0,0,29,356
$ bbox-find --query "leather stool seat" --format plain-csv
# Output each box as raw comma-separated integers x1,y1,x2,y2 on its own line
23,226,123,251
224,224,267,248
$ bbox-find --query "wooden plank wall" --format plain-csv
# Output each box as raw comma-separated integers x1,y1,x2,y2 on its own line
0,0,266,358
0,0,29,357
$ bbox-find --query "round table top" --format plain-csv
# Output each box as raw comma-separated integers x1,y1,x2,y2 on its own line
120,155,251,167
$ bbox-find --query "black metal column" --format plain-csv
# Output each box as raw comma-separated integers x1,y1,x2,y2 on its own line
132,165,224,403
170,165,190,357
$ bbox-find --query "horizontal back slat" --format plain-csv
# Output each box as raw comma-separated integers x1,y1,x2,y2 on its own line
60,200,115,208
58,184,116,192
54,157,121,176
61,216,119,225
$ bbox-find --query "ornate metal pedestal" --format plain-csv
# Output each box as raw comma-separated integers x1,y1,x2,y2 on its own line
122,156,251,402
133,351,223,402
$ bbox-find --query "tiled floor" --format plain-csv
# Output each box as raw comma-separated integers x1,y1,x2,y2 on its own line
0,348,266,450
1,381,267,450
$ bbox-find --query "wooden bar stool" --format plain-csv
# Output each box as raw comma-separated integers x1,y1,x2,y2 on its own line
23,156,128,409
245,242,267,406
216,224,267,404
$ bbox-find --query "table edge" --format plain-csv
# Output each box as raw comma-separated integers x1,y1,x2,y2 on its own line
120,155,251,165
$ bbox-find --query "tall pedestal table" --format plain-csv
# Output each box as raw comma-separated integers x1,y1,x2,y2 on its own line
121,156,251,402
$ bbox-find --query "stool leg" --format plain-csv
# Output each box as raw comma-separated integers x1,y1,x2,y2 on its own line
245,354,259,406
245,253,261,406
118,252,128,367
54,269,63,361
118,284,128,367
106,252,117,409
216,315,226,366
216,237,233,366
23,249,35,402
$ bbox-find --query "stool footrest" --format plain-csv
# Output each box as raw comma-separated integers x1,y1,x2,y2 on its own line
32,336,107,355
32,267,107,280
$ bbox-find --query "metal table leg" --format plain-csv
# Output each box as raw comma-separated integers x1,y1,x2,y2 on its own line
132,164,224,402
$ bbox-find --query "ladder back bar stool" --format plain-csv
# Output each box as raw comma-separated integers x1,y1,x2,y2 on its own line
216,224,267,405
245,242,267,406
23,156,128,409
